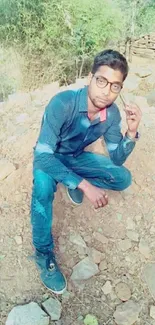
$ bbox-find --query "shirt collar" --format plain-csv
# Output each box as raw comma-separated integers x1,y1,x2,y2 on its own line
78,86,88,113
78,85,107,123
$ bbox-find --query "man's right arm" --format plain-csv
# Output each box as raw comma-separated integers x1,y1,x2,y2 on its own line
34,94,83,189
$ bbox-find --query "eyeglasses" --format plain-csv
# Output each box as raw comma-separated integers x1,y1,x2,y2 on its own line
93,75,123,94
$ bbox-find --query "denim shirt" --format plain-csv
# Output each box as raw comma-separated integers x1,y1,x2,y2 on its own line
34,86,135,189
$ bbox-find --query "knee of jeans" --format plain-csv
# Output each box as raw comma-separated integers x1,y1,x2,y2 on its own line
120,167,132,190
33,169,56,201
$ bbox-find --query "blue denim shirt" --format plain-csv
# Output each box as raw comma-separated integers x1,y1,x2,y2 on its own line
34,86,135,189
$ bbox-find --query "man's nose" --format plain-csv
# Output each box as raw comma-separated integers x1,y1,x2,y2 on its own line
102,83,111,96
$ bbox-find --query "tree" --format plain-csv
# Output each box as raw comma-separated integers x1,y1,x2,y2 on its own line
115,0,155,61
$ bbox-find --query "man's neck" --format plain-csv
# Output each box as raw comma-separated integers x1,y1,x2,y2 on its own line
88,96,105,120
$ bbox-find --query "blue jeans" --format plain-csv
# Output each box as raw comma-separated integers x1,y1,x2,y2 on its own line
31,152,131,253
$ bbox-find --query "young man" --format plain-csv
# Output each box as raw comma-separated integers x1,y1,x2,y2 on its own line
31,49,142,294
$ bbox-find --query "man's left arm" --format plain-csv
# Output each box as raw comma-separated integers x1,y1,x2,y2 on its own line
104,103,142,166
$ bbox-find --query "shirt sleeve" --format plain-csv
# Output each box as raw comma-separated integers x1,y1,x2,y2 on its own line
33,94,83,189
104,106,136,166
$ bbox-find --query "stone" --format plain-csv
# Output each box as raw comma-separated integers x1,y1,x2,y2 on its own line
93,232,108,244
14,235,23,245
71,257,99,282
6,302,49,325
126,231,139,242
87,248,102,264
139,238,150,258
113,300,141,325
147,91,155,106
77,245,87,257
62,291,72,301
135,96,150,113
135,215,142,222
0,159,16,181
115,282,131,302
70,233,86,248
150,226,155,234
124,74,140,92
84,314,98,325
58,236,66,245
102,281,112,295
135,67,152,78
42,298,61,321
99,260,108,271
119,239,132,252
150,306,155,320
15,113,29,124
126,218,136,230
143,263,155,300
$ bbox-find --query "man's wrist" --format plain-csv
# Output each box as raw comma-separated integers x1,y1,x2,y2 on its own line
126,130,137,139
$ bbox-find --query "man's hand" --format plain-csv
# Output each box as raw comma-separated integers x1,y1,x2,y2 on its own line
124,102,142,138
78,180,108,209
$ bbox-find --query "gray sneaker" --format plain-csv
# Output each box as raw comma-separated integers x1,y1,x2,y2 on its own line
67,188,84,205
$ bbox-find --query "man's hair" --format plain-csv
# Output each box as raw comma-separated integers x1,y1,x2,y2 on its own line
92,49,129,81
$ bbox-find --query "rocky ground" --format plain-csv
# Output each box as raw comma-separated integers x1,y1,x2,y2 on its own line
1,58,155,325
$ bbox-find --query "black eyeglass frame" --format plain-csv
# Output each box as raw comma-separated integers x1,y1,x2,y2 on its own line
93,75,123,94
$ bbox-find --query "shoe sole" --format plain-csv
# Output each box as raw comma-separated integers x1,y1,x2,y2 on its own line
35,261,67,295
43,278,67,295
67,189,83,206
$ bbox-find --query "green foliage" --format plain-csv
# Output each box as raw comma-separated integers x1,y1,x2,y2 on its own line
0,0,154,87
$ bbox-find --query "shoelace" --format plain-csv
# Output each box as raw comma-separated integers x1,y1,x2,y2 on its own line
46,251,58,272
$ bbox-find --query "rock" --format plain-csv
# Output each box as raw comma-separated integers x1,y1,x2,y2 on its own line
75,78,87,88
77,245,87,257
147,91,155,106
42,298,61,321
135,67,152,78
87,248,102,264
143,263,155,300
59,245,66,253
0,159,16,181
99,260,108,271
139,238,150,258
150,226,155,234
115,282,131,302
58,236,66,245
126,218,136,230
62,291,72,301
102,281,112,295
124,74,140,92
15,113,29,124
84,314,98,325
30,82,59,103
135,96,150,113
150,306,155,320
71,257,99,282
70,233,86,248
14,235,23,245
6,302,49,325
119,239,132,252
126,231,139,242
113,300,141,325
135,215,142,222
93,232,108,244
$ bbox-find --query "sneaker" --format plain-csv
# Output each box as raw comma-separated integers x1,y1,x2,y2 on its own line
35,250,67,294
67,188,84,205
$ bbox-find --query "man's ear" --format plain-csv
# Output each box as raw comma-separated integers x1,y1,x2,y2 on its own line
87,72,93,85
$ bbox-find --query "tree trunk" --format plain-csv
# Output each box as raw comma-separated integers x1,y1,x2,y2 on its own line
79,56,85,78
129,0,137,62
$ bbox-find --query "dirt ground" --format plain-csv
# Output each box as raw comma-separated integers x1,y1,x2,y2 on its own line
1,57,155,325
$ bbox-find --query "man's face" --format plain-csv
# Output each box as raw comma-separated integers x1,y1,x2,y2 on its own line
88,65,124,110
